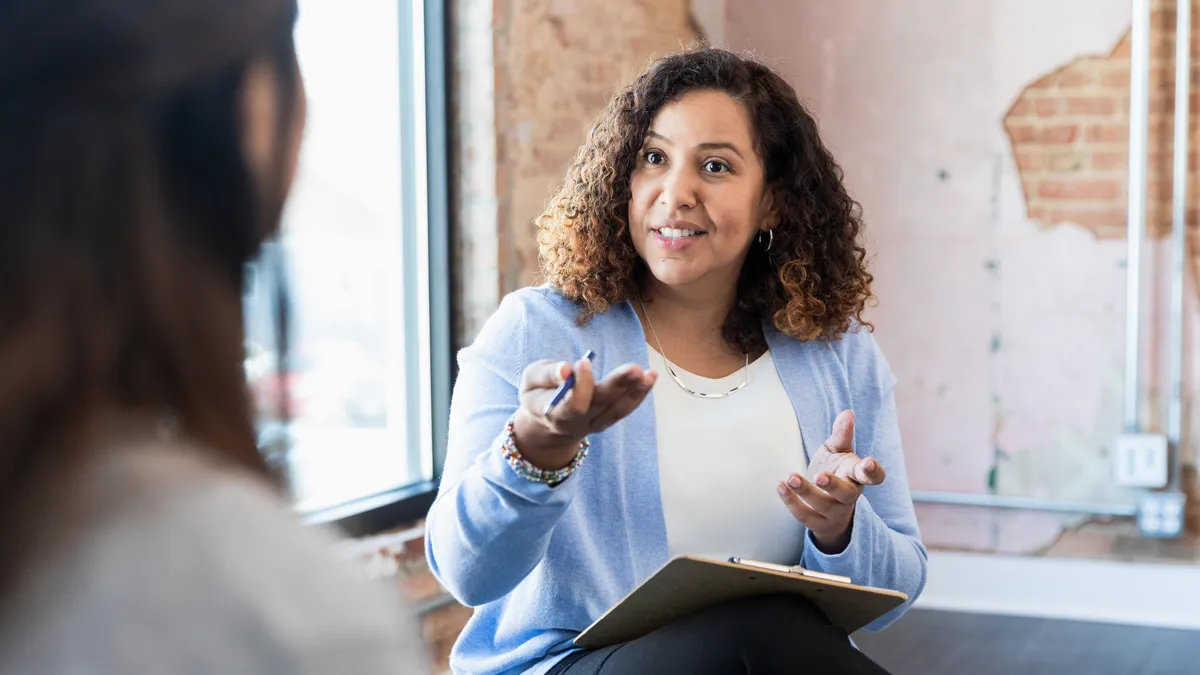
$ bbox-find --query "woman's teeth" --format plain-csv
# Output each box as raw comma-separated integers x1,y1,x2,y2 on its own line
658,227,702,240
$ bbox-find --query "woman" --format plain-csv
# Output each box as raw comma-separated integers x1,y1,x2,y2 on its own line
428,47,927,674
0,1,426,672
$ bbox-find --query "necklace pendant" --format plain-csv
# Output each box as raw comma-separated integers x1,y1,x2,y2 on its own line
638,294,751,400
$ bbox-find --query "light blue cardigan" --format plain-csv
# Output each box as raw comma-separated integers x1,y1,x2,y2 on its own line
426,286,927,675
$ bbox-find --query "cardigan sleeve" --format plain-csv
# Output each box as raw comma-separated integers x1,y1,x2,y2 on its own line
424,291,584,607
800,328,928,631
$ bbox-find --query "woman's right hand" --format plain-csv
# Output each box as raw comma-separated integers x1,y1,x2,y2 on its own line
511,357,657,470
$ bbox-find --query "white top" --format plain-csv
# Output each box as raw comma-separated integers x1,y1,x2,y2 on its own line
649,347,809,565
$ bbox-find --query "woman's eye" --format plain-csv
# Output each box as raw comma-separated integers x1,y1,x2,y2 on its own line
704,160,730,174
644,151,666,165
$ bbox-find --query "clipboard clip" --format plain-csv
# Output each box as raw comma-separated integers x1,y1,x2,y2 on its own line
728,557,852,585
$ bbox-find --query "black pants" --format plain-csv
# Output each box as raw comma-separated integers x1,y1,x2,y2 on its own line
547,594,891,675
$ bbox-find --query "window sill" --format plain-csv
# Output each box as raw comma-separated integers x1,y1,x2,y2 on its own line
301,480,438,538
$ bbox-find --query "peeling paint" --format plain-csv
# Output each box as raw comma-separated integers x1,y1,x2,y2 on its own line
724,0,1195,556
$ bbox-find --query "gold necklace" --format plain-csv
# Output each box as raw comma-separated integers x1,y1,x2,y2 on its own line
636,295,750,399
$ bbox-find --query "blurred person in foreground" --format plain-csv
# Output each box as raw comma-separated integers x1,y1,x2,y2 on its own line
0,1,427,673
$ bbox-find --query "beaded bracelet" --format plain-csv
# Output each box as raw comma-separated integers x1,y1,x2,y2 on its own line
500,418,589,487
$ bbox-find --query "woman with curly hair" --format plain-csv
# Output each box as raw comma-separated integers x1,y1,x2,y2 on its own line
427,47,925,675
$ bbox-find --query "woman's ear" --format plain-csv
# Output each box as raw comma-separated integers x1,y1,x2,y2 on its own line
759,188,779,231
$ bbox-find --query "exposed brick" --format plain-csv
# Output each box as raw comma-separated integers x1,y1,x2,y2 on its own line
1035,98,1061,116
1094,223,1129,239
429,635,458,674
1101,67,1132,88
1007,124,1036,143
1008,124,1078,144
1147,152,1177,176
420,602,472,673
1153,37,1178,60
549,116,587,143
1014,151,1047,172
402,568,446,604
1148,179,1176,200
1112,35,1133,58
1066,96,1118,116
403,535,426,560
1042,124,1078,143
1149,119,1176,144
493,0,696,292
1048,152,1087,172
1148,63,1170,88
1047,208,1128,230
526,144,578,178
1086,123,1129,143
1057,70,1093,88
1091,150,1128,171
1149,91,1176,114
423,603,473,642
1038,180,1121,200
578,89,612,113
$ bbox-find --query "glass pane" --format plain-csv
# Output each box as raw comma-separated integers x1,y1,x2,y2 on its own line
244,0,414,512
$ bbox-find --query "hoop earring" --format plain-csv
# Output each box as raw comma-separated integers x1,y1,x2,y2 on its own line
759,229,774,252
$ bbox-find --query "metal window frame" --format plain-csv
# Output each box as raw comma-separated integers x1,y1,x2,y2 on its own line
302,0,452,538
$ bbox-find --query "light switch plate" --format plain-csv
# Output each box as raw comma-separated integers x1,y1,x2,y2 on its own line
1114,433,1169,488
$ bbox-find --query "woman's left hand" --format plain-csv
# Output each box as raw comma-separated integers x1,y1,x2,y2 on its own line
776,410,887,554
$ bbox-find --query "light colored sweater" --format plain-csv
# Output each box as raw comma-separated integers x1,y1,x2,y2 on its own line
0,440,429,675
426,286,928,675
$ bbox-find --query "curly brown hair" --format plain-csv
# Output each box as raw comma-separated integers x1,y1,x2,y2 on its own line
535,46,874,350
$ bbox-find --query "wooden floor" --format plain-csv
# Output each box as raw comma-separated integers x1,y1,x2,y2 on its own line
852,609,1200,675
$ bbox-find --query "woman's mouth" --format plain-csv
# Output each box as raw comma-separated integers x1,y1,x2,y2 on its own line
654,227,705,241
652,227,705,251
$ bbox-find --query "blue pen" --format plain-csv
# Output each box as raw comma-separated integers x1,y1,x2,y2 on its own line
543,350,595,416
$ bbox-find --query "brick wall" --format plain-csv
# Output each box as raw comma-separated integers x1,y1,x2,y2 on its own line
452,0,699,342
342,524,468,674
450,0,501,347
492,0,698,294
392,532,464,672
1004,0,1199,242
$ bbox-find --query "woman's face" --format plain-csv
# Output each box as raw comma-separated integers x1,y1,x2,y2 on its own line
628,89,774,294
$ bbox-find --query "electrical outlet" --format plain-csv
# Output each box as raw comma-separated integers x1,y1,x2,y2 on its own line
1114,433,1169,488
1138,492,1186,538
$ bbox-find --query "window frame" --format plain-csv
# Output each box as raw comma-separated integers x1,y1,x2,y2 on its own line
300,0,452,538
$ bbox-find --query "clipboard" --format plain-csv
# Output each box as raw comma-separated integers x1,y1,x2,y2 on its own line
573,556,908,649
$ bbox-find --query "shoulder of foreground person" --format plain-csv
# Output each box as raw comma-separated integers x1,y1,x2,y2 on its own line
0,442,430,675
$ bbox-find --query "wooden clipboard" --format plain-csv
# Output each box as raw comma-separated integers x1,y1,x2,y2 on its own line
574,556,908,649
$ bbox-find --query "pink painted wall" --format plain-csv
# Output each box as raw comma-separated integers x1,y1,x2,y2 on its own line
726,0,1196,552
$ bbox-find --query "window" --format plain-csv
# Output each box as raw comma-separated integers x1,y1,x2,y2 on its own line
243,0,450,531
